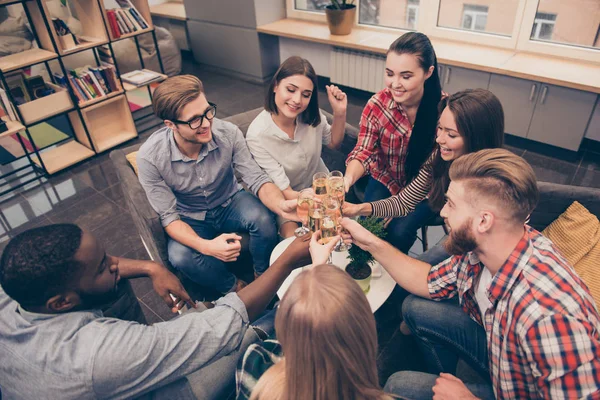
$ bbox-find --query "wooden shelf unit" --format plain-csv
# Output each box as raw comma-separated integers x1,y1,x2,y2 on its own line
0,48,57,73
31,139,95,174
80,94,137,153
0,0,166,178
79,89,124,108
150,1,186,21
0,118,25,139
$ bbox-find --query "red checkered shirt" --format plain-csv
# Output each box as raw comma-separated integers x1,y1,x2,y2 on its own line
428,226,600,399
346,88,412,195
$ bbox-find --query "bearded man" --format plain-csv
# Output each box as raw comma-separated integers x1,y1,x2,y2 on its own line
341,149,600,399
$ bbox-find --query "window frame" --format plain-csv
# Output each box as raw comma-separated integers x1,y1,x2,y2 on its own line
516,0,600,63
284,0,600,61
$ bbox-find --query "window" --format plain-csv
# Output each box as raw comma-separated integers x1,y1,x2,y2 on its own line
406,0,419,30
530,12,556,40
294,0,329,12
436,0,517,38
527,0,599,49
462,5,488,31
359,0,419,30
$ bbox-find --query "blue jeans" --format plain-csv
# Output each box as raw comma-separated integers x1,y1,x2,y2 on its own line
384,371,495,400
385,295,494,399
417,237,450,266
168,190,277,293
363,177,438,253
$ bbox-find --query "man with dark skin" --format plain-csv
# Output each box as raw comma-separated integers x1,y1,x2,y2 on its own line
0,224,312,399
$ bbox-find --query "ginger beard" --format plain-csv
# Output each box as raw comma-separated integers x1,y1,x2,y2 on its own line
444,217,478,256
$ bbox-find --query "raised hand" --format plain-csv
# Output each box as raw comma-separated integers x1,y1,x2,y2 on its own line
309,230,340,265
326,84,347,117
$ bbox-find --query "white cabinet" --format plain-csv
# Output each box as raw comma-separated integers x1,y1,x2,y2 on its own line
438,64,491,94
488,75,538,138
584,97,600,142
528,84,597,151
489,74,597,151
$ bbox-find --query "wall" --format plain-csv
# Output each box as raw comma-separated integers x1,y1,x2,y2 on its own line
184,0,284,84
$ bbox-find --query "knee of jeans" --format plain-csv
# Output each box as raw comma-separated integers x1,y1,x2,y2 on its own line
168,242,195,271
384,371,424,393
402,295,429,326
249,209,277,237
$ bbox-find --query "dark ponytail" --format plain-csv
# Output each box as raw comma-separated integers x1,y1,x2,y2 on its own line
388,32,442,185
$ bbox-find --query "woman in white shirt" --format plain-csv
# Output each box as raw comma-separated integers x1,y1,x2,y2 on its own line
246,56,348,237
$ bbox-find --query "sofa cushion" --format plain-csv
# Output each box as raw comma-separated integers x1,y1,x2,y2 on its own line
126,151,139,175
542,201,600,307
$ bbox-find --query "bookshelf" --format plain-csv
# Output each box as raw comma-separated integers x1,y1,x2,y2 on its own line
0,0,165,194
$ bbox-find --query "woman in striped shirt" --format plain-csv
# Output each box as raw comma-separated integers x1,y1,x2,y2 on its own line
344,32,442,252
344,89,505,257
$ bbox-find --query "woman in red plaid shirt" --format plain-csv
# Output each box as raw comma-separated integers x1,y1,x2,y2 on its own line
344,32,443,253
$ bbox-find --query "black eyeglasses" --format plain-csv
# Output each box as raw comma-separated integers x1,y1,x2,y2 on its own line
172,103,217,129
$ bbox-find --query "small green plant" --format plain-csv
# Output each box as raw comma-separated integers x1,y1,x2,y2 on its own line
330,0,355,10
347,217,387,268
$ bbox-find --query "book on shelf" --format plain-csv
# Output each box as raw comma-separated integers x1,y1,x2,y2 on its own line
105,1,149,38
56,64,120,104
120,69,163,87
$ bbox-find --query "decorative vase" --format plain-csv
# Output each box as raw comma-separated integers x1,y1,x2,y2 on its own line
325,4,356,36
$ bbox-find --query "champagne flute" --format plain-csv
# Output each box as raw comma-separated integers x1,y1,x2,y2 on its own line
308,200,325,233
294,188,313,237
312,172,328,201
328,172,351,251
319,215,337,264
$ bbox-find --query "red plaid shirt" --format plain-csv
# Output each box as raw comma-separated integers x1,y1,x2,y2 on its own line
346,88,412,195
428,226,600,399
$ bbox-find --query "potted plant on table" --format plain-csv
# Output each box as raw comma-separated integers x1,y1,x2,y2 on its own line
345,217,386,294
325,0,357,36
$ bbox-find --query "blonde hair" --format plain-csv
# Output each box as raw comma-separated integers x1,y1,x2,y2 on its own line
152,74,204,121
251,265,392,400
449,148,539,222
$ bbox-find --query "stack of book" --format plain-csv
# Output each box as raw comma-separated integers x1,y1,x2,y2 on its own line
120,69,164,87
105,0,149,38
55,64,121,104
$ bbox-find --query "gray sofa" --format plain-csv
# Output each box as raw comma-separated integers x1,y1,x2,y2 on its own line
110,108,358,281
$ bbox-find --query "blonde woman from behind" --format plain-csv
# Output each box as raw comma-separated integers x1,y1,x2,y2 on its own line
236,263,393,400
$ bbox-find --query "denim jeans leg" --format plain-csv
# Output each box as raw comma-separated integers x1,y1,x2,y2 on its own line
167,218,237,294
363,176,392,202
402,295,490,381
216,191,278,275
251,309,277,339
386,200,438,253
417,237,450,266
384,371,495,400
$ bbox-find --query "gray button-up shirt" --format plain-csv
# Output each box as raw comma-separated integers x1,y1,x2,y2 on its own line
0,286,249,399
137,119,272,227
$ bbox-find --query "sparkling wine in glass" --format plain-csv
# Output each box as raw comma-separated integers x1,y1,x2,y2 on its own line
328,170,344,204
312,172,328,201
319,216,338,244
308,201,325,233
294,188,313,237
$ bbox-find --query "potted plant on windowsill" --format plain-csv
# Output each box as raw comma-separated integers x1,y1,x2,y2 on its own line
345,217,386,294
325,0,356,36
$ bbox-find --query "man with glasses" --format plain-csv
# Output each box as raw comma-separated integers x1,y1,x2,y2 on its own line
137,75,297,294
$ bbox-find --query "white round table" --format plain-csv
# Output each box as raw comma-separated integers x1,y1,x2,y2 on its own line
270,237,397,313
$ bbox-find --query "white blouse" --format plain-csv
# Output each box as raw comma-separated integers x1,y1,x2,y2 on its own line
246,110,332,191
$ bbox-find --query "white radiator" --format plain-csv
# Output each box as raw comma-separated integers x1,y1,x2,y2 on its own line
329,47,386,93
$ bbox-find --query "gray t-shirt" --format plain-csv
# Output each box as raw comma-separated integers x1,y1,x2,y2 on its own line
0,285,249,399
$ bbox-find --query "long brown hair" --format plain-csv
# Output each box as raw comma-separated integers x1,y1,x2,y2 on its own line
428,89,505,211
265,56,321,127
250,265,392,400
388,32,442,185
